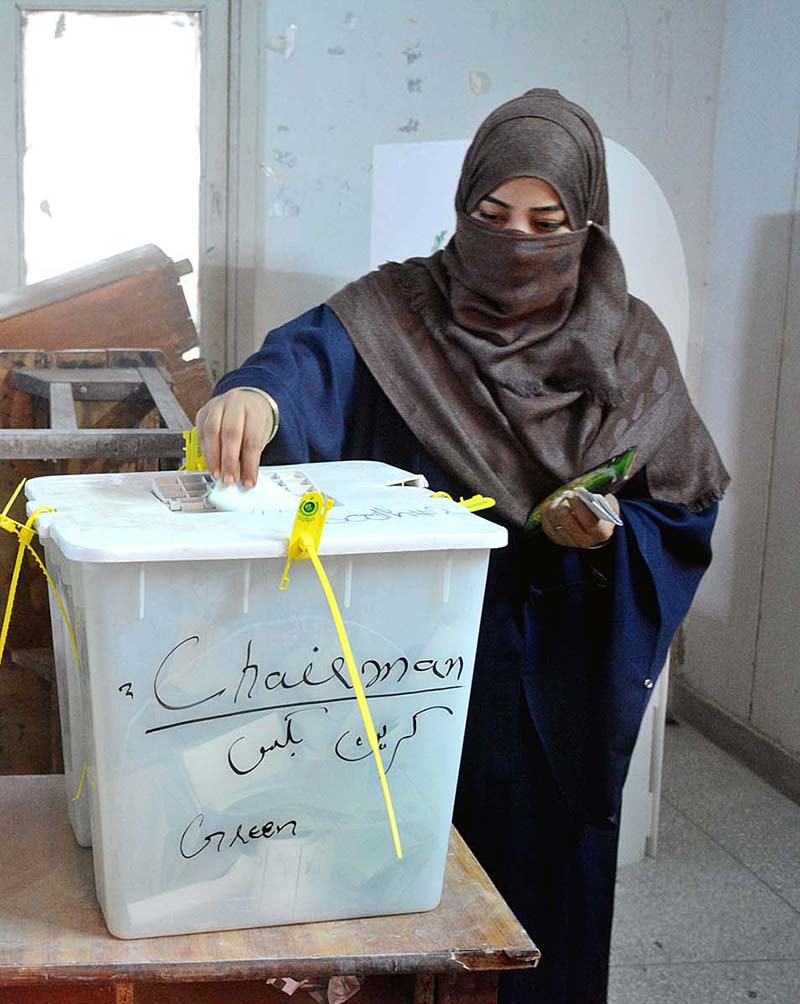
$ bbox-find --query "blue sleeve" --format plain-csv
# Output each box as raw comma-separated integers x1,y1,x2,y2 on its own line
606,496,717,740
522,487,717,826
214,305,359,465
612,496,717,694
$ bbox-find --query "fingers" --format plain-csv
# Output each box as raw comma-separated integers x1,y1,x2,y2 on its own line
196,389,273,486
196,398,223,478
240,411,270,488
542,493,592,548
570,494,599,535
219,398,245,485
542,491,617,549
540,491,569,545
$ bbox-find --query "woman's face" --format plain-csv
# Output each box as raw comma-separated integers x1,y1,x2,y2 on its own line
469,176,571,235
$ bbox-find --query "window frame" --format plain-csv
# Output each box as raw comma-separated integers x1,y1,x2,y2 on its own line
0,0,239,378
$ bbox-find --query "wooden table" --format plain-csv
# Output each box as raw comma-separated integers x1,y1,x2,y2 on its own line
0,776,539,1003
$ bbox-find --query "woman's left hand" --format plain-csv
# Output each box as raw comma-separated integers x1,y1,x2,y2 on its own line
541,491,620,549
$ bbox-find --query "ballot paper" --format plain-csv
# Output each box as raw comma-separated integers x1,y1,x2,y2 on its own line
574,486,624,526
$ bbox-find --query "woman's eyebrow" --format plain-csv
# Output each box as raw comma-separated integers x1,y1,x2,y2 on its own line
483,195,511,208
480,195,564,213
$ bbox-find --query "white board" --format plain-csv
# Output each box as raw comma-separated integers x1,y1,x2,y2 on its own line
370,137,691,865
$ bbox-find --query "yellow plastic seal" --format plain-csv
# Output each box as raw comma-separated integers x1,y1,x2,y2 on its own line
279,491,403,860
0,480,87,801
431,490,496,512
181,427,207,472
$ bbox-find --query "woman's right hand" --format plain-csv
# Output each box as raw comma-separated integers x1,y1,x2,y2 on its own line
195,388,276,488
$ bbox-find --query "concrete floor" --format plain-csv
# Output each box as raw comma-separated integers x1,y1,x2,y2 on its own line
609,722,800,1004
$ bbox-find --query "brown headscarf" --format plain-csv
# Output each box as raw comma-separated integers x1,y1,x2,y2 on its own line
328,89,729,527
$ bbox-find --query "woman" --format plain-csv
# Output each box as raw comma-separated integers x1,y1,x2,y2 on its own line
197,89,728,1004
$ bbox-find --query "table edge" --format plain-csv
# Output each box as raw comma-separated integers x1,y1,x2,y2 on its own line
0,946,541,985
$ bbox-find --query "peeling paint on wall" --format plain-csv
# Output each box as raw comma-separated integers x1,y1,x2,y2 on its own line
327,45,345,56
265,24,296,59
469,71,492,95
402,42,421,65
260,164,287,184
407,77,422,93
343,11,359,29
398,117,420,133
268,190,300,218
274,149,297,169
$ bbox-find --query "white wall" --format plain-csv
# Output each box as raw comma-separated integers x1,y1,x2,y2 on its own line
249,0,727,393
682,0,800,759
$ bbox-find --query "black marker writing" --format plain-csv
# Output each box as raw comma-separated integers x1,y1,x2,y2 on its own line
153,636,226,711
234,638,259,703
180,812,298,859
148,633,467,734
226,706,329,776
335,705,454,772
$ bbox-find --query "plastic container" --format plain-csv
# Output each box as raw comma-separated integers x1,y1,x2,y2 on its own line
26,461,506,939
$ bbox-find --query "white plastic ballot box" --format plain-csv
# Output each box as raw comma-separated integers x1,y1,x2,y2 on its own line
25,461,506,939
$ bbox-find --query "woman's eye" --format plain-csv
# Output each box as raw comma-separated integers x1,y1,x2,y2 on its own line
535,220,562,232
478,210,503,222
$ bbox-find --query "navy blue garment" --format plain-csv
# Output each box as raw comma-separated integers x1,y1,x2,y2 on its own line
215,305,717,1004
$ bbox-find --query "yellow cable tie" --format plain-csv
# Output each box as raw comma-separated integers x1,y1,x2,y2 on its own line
1,478,26,518
71,761,88,802
0,514,19,534
307,548,403,860
0,485,84,805
279,492,334,591
458,494,496,513
0,484,79,676
17,524,35,547
23,504,80,674
280,492,402,860
431,491,496,513
0,534,27,670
